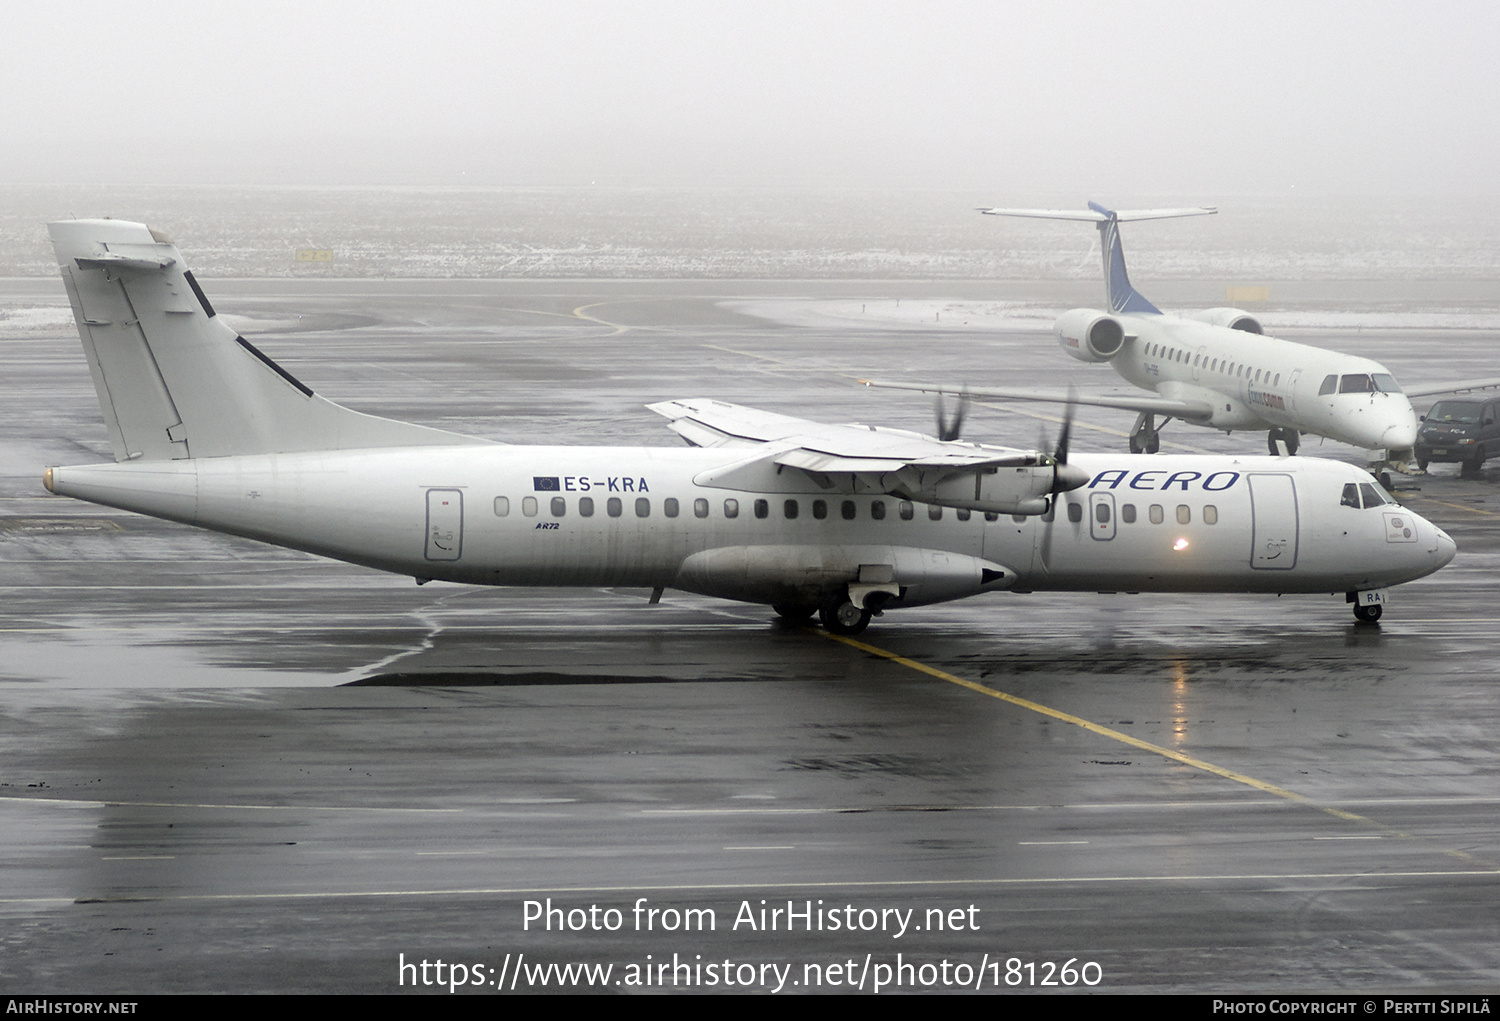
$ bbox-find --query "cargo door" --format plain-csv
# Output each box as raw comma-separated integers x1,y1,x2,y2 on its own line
1248,473,1297,569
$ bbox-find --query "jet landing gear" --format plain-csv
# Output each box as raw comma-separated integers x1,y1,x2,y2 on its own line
1353,603,1382,623
1129,412,1162,454
1267,427,1300,456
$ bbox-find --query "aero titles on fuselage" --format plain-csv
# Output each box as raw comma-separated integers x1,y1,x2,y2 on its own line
1087,469,1241,492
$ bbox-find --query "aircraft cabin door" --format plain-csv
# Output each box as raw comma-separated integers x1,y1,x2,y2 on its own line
1089,492,1116,541
1248,474,1298,570
425,488,463,561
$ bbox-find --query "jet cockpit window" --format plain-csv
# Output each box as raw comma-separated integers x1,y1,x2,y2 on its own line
1340,374,1375,393
1319,375,1338,395
1372,373,1401,393
1341,483,1361,508
1359,483,1388,508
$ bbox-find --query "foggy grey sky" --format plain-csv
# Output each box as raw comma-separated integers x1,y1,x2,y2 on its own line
4,0,1496,194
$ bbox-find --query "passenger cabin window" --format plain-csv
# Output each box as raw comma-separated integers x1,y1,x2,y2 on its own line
522,496,538,517
1066,502,1083,523
1319,374,1338,395
494,496,510,517
899,501,914,520
1095,502,1110,524
957,508,972,521
694,498,709,518
551,497,566,517
870,500,886,520
1203,505,1218,525
664,497,679,518
724,498,739,518
580,496,595,516
984,511,999,522
636,498,650,518
1177,505,1191,524
1121,503,1137,523
841,500,857,521
813,499,828,519
607,497,622,517
754,499,769,519
783,499,798,519
929,505,943,521
1149,504,1164,524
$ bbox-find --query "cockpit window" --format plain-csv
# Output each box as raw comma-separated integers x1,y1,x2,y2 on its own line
1426,401,1481,424
1371,373,1401,393
1340,374,1374,393
1342,481,1394,509
1319,375,1338,396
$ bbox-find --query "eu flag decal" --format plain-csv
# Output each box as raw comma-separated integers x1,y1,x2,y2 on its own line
533,476,561,492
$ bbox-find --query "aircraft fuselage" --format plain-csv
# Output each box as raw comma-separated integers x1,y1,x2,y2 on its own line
1108,314,1418,451
47,447,1453,610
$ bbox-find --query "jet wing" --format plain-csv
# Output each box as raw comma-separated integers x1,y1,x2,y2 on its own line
1405,377,1500,399
647,398,1039,473
856,380,1216,422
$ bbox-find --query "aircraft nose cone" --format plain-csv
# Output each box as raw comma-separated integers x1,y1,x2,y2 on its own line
1434,527,1457,568
1382,418,1417,450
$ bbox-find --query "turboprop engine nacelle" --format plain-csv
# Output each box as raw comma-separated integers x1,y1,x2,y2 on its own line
896,460,1088,516
1188,307,1263,334
1055,308,1127,363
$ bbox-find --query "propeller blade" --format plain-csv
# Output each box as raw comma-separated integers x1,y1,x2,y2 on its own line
934,388,970,442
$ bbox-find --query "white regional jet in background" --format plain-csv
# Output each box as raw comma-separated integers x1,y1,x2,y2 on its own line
41,219,1454,634
867,202,1500,467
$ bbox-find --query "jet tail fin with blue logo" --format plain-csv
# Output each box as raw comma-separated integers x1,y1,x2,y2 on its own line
979,203,1216,316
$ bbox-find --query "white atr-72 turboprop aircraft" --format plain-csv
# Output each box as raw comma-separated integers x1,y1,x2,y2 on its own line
42,219,1454,632
867,202,1500,464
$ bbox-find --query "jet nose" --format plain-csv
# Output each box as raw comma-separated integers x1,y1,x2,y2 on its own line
1382,418,1418,450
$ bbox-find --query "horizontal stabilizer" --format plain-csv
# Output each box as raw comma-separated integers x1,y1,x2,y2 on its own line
979,206,1217,223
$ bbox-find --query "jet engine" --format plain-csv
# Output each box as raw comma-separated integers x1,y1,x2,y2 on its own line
1055,308,1127,363
1189,307,1263,334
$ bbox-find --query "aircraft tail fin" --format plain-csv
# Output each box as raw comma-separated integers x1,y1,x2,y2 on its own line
979,203,1215,316
49,219,486,462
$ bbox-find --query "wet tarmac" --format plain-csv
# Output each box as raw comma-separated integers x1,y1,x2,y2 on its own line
1,277,1498,993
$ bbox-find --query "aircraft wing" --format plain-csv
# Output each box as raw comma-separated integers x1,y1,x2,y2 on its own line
1405,377,1500,399
647,398,1039,473
856,380,1217,422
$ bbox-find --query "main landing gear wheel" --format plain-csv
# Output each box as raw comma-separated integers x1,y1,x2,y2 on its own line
772,602,817,622
1128,411,1160,454
1353,603,1382,624
1267,427,1300,455
819,593,872,636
